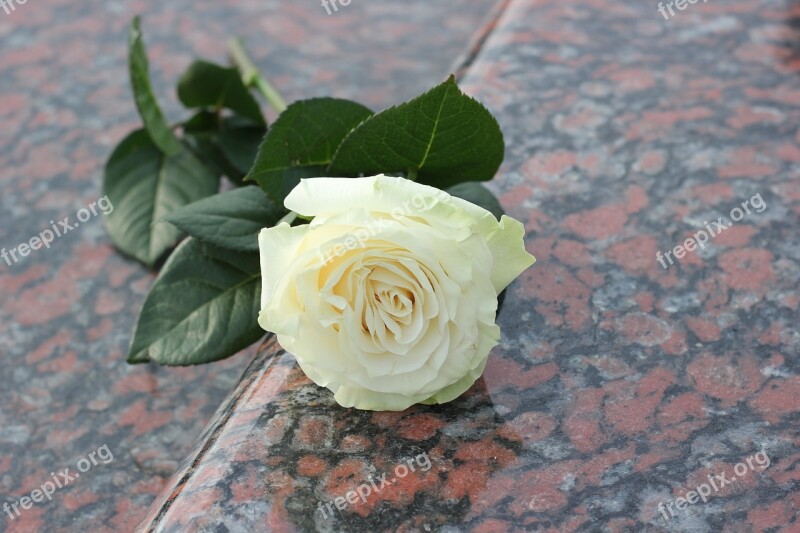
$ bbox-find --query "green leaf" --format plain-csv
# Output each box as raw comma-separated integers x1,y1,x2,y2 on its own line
163,186,286,252
103,129,220,266
177,60,266,126
447,182,505,221
127,237,264,365
217,116,267,175
183,112,242,180
246,98,373,204
128,17,182,155
183,112,266,183
329,76,504,188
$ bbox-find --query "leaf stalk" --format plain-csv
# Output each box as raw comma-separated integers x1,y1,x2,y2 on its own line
227,38,288,113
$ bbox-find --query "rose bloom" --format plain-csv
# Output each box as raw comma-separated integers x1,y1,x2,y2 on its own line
258,175,534,411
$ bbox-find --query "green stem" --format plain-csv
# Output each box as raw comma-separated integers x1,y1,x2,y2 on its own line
407,168,419,182
227,38,288,113
278,212,299,226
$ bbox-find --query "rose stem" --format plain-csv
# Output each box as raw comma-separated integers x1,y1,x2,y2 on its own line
227,37,288,113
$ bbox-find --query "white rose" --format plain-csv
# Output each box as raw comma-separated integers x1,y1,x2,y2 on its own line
258,174,534,411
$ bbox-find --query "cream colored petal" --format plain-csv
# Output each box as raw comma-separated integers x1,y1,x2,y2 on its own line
333,385,428,411
286,175,445,219
420,355,489,406
258,223,309,309
421,323,497,405
485,215,536,293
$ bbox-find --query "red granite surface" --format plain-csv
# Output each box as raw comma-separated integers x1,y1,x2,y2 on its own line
139,0,800,531
0,1,498,531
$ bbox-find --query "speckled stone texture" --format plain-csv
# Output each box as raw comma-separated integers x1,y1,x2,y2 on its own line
0,1,498,531
138,0,800,531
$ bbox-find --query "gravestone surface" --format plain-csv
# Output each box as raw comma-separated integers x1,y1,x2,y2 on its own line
139,0,800,531
0,1,498,530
